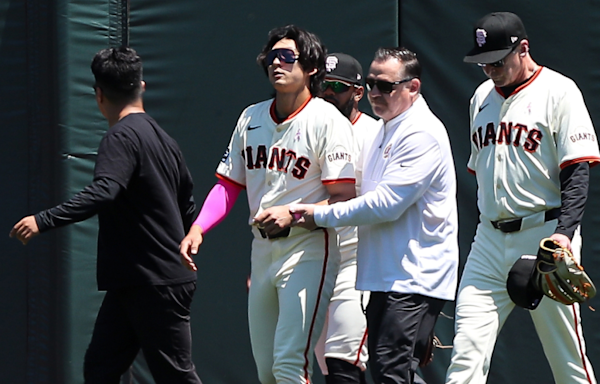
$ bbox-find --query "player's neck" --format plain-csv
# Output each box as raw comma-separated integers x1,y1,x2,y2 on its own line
349,108,360,124
107,100,145,127
274,88,312,119
516,57,539,84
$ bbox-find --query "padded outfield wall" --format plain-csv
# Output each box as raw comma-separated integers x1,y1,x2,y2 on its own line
1,0,600,383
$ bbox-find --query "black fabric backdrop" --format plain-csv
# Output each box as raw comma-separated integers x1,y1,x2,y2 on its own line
2,0,600,383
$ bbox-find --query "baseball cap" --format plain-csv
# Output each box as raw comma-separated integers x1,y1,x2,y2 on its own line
506,254,543,310
464,12,527,64
325,53,363,84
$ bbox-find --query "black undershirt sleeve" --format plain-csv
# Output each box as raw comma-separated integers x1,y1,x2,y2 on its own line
555,161,589,239
34,177,123,232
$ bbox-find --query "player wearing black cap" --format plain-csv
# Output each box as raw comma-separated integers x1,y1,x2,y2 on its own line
313,52,377,384
445,12,599,384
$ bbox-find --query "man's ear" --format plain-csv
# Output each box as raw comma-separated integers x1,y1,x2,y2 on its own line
354,85,365,102
307,67,318,76
95,87,104,104
409,78,421,94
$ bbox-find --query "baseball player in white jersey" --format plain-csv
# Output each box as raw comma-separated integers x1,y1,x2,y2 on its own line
445,12,600,384
179,25,356,384
313,53,378,384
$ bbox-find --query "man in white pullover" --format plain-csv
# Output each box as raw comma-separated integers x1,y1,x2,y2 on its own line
256,47,459,384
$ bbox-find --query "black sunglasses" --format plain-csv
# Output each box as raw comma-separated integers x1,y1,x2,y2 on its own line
477,46,518,68
321,81,356,94
365,77,415,94
265,48,299,66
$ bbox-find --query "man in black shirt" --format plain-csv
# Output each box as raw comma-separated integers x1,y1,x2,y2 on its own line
10,46,202,384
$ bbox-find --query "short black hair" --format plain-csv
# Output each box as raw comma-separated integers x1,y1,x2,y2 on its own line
256,25,326,96
373,47,421,80
91,46,143,104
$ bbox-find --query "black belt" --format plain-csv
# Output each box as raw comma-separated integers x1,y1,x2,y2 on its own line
491,208,561,233
258,227,290,239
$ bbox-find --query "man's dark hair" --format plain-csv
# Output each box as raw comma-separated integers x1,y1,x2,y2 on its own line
91,46,143,104
256,25,326,96
373,47,422,80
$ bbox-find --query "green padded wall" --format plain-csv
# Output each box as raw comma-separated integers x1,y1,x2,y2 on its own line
5,1,600,383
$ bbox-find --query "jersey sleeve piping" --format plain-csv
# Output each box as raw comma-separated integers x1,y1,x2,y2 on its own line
560,157,600,170
215,173,246,189
322,178,356,185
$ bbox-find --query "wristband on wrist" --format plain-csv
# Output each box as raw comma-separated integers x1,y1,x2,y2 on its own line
289,204,302,221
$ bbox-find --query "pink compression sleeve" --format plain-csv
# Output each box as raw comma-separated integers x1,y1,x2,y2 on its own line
193,179,243,234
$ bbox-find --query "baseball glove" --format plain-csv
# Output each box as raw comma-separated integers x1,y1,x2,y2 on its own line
533,238,596,305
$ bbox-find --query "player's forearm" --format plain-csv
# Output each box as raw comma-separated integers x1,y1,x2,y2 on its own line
35,177,122,232
555,161,589,239
314,182,422,228
192,179,242,234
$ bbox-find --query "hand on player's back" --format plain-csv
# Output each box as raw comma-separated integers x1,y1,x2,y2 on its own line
179,225,204,271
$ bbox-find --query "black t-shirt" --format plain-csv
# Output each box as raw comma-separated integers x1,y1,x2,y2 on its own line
37,113,197,290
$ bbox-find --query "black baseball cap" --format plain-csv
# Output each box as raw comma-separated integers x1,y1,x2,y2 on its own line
325,53,363,84
507,254,543,310
464,12,527,64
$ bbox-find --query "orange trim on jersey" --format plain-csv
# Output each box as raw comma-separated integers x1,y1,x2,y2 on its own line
560,157,600,170
302,229,331,382
351,111,362,125
269,96,313,124
495,66,544,98
215,173,246,189
571,305,595,383
322,178,356,185
467,167,476,176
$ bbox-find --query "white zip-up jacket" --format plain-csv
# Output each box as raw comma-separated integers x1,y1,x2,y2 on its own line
313,96,459,300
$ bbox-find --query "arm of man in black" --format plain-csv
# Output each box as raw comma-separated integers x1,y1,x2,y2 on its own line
177,158,196,233
555,161,589,239
34,177,123,231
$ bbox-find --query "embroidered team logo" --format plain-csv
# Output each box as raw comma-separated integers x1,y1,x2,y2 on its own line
326,56,339,72
327,145,352,163
475,28,487,47
569,127,597,143
383,143,392,159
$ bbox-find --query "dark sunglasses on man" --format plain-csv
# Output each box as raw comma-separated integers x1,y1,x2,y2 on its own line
477,45,519,68
365,77,416,94
265,48,299,66
321,80,358,94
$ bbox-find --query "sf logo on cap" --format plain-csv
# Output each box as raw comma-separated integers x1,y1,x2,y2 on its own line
476,28,487,47
326,56,338,72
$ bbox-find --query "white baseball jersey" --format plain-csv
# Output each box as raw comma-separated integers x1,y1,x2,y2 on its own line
217,96,356,384
315,111,378,375
467,67,600,221
337,111,379,263
447,67,599,384
217,96,356,221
